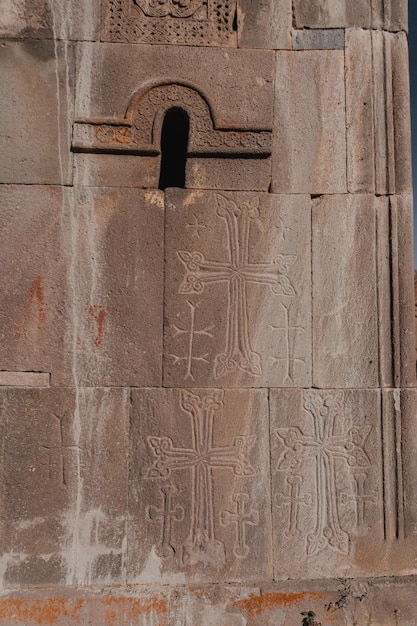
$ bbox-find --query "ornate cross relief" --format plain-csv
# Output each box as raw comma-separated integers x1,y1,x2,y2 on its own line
73,80,272,159
275,391,375,556
102,0,235,46
143,390,258,566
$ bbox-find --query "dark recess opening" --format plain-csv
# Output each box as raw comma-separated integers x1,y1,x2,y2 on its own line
158,107,190,190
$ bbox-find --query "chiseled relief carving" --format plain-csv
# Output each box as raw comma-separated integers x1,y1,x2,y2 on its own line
175,194,297,380
143,390,259,566
102,0,235,46
275,391,375,556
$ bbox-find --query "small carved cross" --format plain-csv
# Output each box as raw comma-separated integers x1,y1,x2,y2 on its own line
220,493,259,558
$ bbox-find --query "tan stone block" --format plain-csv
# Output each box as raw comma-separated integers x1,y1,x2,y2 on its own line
0,0,99,41
74,153,161,188
0,372,49,387
75,43,274,131
372,31,412,195
163,190,311,388
128,388,272,584
237,0,292,49
58,187,164,387
346,28,374,193
0,185,69,382
272,50,346,195
0,41,74,185
0,387,129,587
372,0,408,31
293,0,371,28
271,389,384,580
312,194,378,388
185,157,271,192
101,0,237,47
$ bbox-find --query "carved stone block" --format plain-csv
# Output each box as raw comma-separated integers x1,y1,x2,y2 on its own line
0,388,129,588
185,157,272,192
292,28,344,50
74,43,274,137
0,0,99,41
0,41,74,185
0,186,69,382
312,194,379,388
74,153,161,188
272,50,346,195
164,190,311,387
271,389,384,580
237,0,292,50
56,187,164,387
128,388,272,583
101,0,237,46
372,0,408,31
293,0,371,28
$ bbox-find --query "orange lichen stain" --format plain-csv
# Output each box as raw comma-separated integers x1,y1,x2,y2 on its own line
234,592,325,616
102,596,168,625
14,276,47,353
0,598,84,625
87,305,130,348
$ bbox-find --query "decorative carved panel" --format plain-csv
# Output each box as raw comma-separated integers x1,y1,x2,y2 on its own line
101,0,237,46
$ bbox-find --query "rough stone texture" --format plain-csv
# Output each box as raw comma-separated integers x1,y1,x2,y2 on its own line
293,0,371,28
101,0,237,47
237,0,292,50
346,28,375,193
0,41,74,185
372,0,408,31
164,190,311,388
57,187,164,387
128,388,272,584
0,372,50,386
0,387,129,588
185,157,271,192
73,154,161,189
372,31,412,195
272,50,346,195
270,389,406,580
74,44,274,132
0,186,69,382
292,28,344,50
312,194,378,389
4,578,417,624
0,0,99,40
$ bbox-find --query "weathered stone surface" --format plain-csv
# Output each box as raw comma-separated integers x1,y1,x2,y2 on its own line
75,44,274,131
0,186,68,382
401,389,417,541
128,388,272,584
293,0,371,28
272,50,346,195
0,372,49,387
101,0,237,46
73,154,161,188
185,157,271,192
0,41,74,185
0,387,129,588
372,31,412,195
0,0,99,40
292,28,344,50
372,0,408,31
312,194,378,388
58,187,164,387
346,28,374,193
271,389,384,579
376,196,393,387
164,190,311,388
237,0,292,49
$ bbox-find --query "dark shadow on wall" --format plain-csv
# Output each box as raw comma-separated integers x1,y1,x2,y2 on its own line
409,0,417,266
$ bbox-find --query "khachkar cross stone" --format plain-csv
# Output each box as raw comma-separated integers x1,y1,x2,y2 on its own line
134,0,206,18
178,194,296,379
144,390,257,566
276,391,373,555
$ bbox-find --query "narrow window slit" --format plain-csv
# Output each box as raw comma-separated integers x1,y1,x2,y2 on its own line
158,107,190,190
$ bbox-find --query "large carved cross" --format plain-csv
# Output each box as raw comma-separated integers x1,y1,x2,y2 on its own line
178,195,296,379
145,390,256,566
276,391,372,555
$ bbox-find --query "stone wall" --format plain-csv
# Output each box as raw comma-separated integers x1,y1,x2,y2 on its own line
0,1,416,624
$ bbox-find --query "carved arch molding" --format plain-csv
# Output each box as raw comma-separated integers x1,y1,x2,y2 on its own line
72,80,272,158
